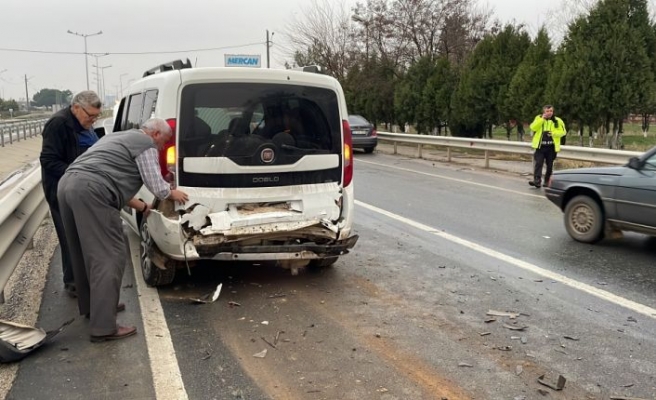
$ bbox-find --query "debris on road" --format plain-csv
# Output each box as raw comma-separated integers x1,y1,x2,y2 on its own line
537,389,550,396
268,294,286,299
458,362,473,368
610,397,650,400
228,301,241,307
515,365,523,376
261,337,277,349
274,331,283,346
253,349,268,358
484,318,497,323
503,324,528,331
201,350,212,360
563,335,580,341
620,384,635,388
537,374,566,391
261,321,269,325
493,345,512,351
627,316,638,323
191,283,222,304
487,310,520,319
479,332,491,336
521,337,528,344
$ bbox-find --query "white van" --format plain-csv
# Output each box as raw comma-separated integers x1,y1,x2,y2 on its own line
112,60,358,285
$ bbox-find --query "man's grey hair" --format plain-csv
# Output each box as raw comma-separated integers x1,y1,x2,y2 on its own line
71,91,102,109
142,118,172,135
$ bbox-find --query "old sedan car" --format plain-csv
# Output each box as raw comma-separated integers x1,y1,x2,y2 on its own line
545,146,656,243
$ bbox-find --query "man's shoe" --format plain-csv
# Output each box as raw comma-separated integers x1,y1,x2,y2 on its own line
90,325,137,343
528,180,542,188
85,303,126,319
64,283,77,298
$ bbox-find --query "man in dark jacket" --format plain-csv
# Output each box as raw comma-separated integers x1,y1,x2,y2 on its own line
40,91,102,298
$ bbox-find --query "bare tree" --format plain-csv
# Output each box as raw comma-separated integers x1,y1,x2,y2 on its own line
281,0,355,81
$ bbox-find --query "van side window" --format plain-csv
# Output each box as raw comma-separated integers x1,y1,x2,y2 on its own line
125,93,144,130
141,90,158,124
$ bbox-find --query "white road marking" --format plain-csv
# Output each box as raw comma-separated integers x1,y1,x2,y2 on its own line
127,232,189,400
357,158,544,199
356,200,656,320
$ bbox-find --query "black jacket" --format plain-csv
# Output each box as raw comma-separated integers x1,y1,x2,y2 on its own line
40,107,84,203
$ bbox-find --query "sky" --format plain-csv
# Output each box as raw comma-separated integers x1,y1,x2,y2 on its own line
0,0,553,103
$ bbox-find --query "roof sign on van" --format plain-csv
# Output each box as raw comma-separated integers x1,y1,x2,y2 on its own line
225,54,262,68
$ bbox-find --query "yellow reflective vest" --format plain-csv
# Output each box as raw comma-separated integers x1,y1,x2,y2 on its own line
530,115,566,152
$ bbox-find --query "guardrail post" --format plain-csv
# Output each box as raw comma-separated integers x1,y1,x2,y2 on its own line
23,123,27,140
418,144,423,159
9,126,13,145
1,127,4,147
393,142,398,155
447,147,451,162
484,150,490,168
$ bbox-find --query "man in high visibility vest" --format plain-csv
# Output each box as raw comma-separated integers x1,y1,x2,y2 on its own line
529,105,566,188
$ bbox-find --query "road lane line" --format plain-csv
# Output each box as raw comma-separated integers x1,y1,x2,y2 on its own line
356,200,656,320
127,232,189,400
357,159,544,199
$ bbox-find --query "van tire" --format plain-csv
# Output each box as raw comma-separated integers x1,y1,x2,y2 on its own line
140,220,176,286
309,257,339,269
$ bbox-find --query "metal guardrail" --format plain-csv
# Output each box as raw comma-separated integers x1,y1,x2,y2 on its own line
0,162,48,302
377,132,644,166
0,119,48,147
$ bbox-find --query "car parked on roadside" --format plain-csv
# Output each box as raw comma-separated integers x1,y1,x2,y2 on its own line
545,146,656,243
111,60,359,285
348,115,377,153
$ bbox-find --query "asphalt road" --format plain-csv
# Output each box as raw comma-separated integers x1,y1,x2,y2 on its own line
8,152,656,399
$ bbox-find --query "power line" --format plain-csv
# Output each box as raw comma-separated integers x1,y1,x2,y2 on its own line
0,41,265,56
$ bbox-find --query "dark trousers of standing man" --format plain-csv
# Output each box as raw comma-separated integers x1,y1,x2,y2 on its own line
533,145,557,186
57,172,126,337
44,190,75,290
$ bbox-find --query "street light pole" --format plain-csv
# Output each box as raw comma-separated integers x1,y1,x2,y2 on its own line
67,30,103,90
119,73,128,98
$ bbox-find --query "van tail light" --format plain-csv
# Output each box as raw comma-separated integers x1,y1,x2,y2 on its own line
159,118,177,182
342,119,353,187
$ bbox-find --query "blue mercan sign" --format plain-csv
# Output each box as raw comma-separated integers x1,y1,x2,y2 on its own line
225,54,262,68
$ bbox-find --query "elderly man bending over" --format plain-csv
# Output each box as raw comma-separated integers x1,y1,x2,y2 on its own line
58,118,189,342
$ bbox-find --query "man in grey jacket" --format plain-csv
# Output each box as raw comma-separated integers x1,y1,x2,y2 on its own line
58,118,188,342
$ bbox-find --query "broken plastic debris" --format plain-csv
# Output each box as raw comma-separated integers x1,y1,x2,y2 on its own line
479,332,491,336
191,283,222,304
537,374,566,391
261,321,269,325
503,324,527,331
253,349,268,358
563,335,580,341
494,345,512,351
484,318,497,323
180,204,211,230
515,365,523,375
228,301,241,307
458,362,473,368
520,336,528,344
627,316,638,323
487,310,520,319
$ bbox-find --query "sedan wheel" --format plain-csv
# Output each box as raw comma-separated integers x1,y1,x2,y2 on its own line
564,195,604,244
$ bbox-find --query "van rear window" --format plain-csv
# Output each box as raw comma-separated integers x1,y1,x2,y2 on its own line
178,83,341,166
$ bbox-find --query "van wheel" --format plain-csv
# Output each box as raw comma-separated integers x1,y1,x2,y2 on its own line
564,195,604,244
364,147,375,154
309,257,339,269
140,221,176,286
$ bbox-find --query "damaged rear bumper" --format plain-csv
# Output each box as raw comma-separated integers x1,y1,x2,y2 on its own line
207,235,359,261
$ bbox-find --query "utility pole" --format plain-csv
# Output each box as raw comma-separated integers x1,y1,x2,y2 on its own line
119,73,128,98
67,30,103,90
266,30,274,69
90,53,109,96
24,75,30,113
